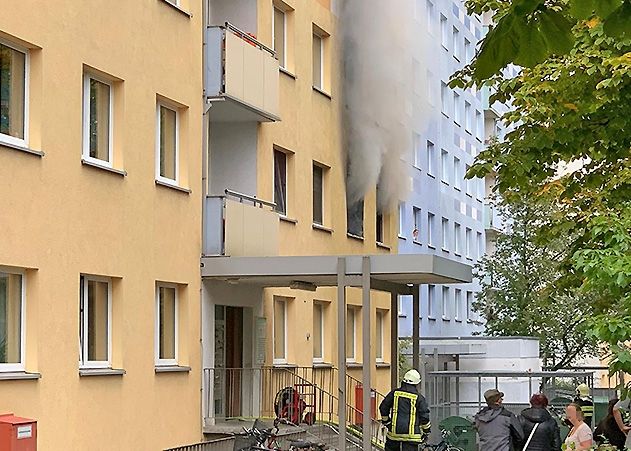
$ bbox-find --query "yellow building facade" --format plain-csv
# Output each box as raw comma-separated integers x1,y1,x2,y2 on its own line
0,0,203,449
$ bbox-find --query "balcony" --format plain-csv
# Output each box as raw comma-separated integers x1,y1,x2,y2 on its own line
484,203,504,235
205,23,280,122
203,190,279,257
481,86,501,119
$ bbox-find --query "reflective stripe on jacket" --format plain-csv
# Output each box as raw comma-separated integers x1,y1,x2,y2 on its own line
379,384,431,443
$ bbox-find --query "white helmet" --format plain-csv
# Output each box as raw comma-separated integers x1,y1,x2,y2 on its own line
403,369,421,385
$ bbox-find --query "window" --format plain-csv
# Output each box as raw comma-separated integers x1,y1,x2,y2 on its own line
0,270,24,371
464,38,472,63
313,302,324,362
273,149,287,214
441,82,449,116
453,92,461,124
427,212,435,247
398,295,405,316
312,32,323,89
313,164,324,225
347,198,364,237
376,310,384,361
413,207,421,242
0,41,27,146
156,104,178,183
440,14,448,49
466,291,474,320
346,307,356,361
83,74,112,166
427,140,435,175
465,101,472,133
273,7,286,68
476,110,483,140
426,0,435,33
413,132,422,168
442,287,450,319
441,217,449,250
452,27,460,60
398,203,405,237
273,297,287,363
455,289,462,321
454,222,462,254
428,285,436,318
454,157,462,190
465,227,472,258
465,164,473,196
79,275,111,368
441,149,449,184
156,284,177,365
477,232,484,259
376,211,384,244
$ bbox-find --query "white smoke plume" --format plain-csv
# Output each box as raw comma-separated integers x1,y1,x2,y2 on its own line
341,0,429,212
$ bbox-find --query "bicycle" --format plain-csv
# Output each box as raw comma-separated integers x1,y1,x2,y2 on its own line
421,429,464,451
234,418,328,451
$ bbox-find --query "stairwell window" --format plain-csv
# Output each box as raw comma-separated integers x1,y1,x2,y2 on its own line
155,284,178,366
0,41,27,147
79,275,112,368
346,306,356,362
83,74,113,166
273,297,288,364
376,310,384,362
0,270,24,371
273,149,287,215
273,7,286,69
156,103,178,183
313,302,325,363
312,163,324,225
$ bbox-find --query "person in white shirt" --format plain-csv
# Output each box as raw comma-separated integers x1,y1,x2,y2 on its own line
564,403,593,451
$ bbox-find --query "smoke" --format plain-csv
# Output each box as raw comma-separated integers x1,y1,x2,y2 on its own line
341,0,429,212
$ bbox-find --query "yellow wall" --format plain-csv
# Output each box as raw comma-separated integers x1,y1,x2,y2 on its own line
0,1,203,449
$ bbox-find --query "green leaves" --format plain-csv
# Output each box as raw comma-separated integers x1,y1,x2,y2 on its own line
569,0,596,20
595,0,623,19
539,10,575,54
603,1,631,38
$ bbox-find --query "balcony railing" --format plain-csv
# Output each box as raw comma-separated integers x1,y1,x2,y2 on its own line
203,190,279,257
484,203,503,233
205,22,280,122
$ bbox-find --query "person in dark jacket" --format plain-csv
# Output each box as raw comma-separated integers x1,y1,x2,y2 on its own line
594,398,627,450
475,388,524,451
379,369,431,451
518,393,561,451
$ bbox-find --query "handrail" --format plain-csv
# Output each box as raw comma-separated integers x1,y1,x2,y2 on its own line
224,22,276,58
224,189,276,208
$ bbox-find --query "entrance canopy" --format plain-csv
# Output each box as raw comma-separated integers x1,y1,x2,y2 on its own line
200,253,472,290
201,253,472,451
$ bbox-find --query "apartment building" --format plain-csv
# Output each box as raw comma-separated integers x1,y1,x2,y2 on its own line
0,0,203,449
398,0,486,339
200,0,402,434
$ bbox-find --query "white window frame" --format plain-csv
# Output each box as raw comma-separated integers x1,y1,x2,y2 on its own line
313,32,324,90
272,6,287,69
441,149,450,184
440,83,449,116
0,268,26,372
413,207,421,242
273,297,288,364
427,212,435,247
398,202,405,237
155,103,180,185
376,310,384,362
346,306,356,362
413,132,422,168
455,289,462,321
440,14,448,49
465,101,472,133
313,302,325,363
477,232,484,260
442,287,450,320
466,291,474,321
79,275,112,369
452,26,460,60
454,222,462,255
427,140,435,175
0,39,29,148
454,157,462,190
428,285,436,318
453,92,461,125
441,217,449,251
155,283,179,366
426,0,435,34
466,228,472,258
82,73,114,167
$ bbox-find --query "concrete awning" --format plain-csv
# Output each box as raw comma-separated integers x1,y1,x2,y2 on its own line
200,254,472,290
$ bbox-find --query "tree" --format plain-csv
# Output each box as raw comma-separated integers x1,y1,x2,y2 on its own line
473,194,598,369
453,0,631,382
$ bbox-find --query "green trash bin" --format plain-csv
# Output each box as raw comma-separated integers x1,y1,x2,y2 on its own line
439,416,476,451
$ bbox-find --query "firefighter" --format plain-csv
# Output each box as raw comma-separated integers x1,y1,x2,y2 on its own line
573,383,594,427
379,369,431,451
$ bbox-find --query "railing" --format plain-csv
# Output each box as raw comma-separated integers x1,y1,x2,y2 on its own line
203,191,278,256
484,203,503,232
224,22,276,58
203,367,386,450
164,437,232,451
